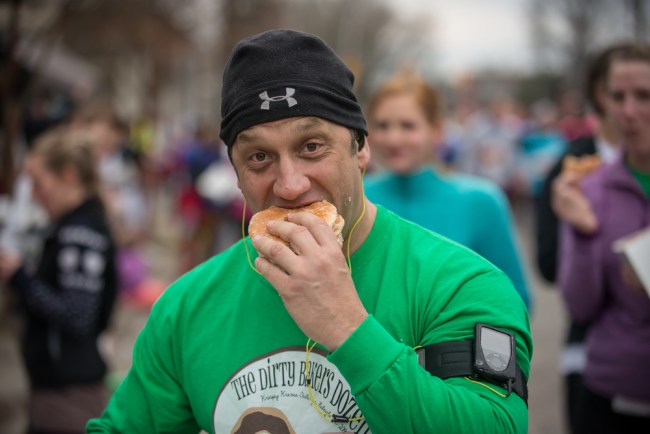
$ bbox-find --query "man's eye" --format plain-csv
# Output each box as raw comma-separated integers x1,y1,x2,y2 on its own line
304,143,320,153
251,152,267,162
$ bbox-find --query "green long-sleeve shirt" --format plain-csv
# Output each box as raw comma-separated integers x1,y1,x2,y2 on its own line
87,206,532,433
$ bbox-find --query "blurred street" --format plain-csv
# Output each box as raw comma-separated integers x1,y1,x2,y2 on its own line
0,198,569,434
517,201,568,434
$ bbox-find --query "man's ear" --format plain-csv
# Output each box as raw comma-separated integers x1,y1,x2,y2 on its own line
229,149,242,189
232,163,242,190
357,137,370,170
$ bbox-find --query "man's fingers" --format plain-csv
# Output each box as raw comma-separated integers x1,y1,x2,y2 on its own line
287,212,339,247
252,235,293,264
254,256,290,289
265,219,316,255
265,212,339,254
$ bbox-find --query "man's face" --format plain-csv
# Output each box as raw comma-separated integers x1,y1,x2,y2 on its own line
230,117,370,240
606,59,650,157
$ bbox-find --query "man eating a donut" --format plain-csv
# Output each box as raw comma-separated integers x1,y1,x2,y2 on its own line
88,30,532,434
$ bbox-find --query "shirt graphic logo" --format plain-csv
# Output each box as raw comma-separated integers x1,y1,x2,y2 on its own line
214,347,369,434
259,88,297,110
59,247,79,271
83,250,106,276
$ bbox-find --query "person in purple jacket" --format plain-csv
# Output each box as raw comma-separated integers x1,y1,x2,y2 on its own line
556,43,650,433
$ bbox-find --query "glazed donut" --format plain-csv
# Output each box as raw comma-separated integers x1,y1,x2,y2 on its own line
249,200,345,248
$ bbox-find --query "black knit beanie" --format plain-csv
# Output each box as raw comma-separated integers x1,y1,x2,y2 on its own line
219,29,368,148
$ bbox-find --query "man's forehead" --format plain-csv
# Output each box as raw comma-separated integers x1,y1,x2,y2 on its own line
235,117,336,144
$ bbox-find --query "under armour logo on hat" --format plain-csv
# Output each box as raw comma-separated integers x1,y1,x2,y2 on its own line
259,88,297,110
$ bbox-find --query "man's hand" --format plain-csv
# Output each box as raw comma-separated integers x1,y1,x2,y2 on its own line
252,212,368,352
0,249,22,283
552,170,599,234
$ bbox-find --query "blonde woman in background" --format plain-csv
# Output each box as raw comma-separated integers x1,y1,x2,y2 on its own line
0,127,117,434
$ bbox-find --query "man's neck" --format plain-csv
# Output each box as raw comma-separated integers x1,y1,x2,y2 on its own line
344,200,377,256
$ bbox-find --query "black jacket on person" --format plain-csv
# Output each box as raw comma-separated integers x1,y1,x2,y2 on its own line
10,196,117,389
535,135,598,283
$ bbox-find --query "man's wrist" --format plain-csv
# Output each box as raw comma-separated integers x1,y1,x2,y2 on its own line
324,311,369,352
328,315,404,395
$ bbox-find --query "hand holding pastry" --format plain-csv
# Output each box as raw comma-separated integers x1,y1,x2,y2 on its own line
552,155,602,235
250,201,367,351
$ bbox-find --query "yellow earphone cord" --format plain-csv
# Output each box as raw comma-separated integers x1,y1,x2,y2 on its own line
240,168,506,419
305,338,365,423
241,167,367,423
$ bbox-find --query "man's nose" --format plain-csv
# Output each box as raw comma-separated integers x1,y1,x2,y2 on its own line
273,159,310,200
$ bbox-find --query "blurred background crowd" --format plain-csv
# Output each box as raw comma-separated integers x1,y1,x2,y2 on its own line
0,0,649,433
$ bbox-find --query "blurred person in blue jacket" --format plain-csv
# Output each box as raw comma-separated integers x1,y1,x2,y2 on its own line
514,99,567,199
364,72,531,310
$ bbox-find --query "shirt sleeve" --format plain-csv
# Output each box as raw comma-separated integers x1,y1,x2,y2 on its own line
473,188,532,310
557,221,605,324
329,270,532,434
9,224,113,336
86,302,201,433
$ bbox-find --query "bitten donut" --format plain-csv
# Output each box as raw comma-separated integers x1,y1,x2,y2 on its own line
249,201,345,249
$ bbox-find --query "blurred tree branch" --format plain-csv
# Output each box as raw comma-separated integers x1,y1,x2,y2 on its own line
218,0,433,109
0,0,76,194
0,0,22,194
528,0,650,108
